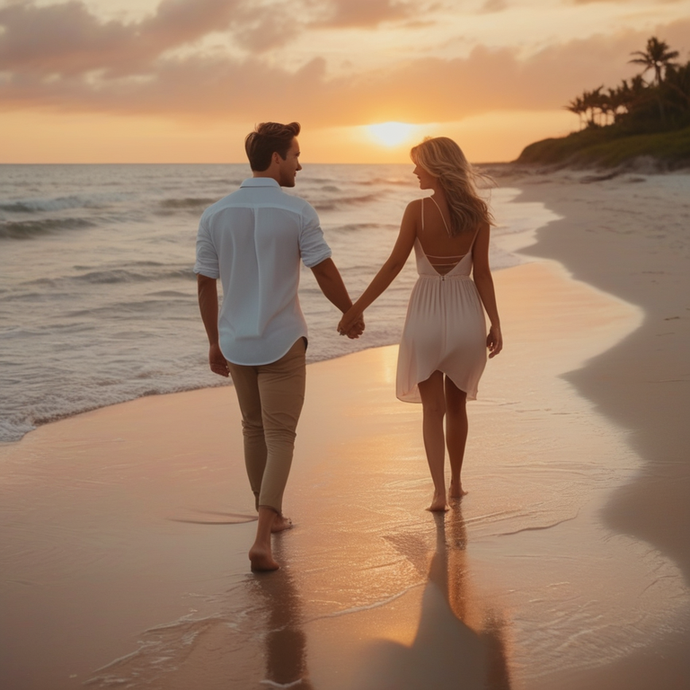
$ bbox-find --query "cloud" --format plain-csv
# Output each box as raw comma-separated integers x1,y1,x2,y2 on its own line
572,0,685,4
1,1,689,130
0,0,243,75
310,0,414,28
0,0,301,76
0,1,135,74
479,0,509,12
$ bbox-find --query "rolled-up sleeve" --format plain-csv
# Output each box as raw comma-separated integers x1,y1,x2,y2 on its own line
299,203,332,268
194,218,220,279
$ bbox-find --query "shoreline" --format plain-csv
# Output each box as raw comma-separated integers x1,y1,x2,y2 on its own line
502,168,690,581
499,167,690,689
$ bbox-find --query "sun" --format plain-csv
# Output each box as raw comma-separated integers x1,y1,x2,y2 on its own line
367,121,417,147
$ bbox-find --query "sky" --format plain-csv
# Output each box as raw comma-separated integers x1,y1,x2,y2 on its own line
1,0,689,163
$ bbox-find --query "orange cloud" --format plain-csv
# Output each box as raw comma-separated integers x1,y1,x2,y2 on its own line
479,0,509,13
1,1,688,131
310,0,414,27
0,0,243,74
0,0,304,73
572,0,682,3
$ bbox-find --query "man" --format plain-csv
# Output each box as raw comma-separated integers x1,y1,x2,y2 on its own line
195,121,363,572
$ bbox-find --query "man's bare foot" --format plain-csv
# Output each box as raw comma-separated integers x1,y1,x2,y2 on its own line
449,482,468,499
249,546,279,572
427,494,449,512
271,514,293,533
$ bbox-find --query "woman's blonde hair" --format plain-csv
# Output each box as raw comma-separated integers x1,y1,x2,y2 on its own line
410,137,494,236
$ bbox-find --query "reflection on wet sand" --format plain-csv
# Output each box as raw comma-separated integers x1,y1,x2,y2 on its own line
442,509,511,690
353,507,512,690
253,540,314,689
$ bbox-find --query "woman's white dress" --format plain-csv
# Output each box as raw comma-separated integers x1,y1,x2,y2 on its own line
396,201,487,403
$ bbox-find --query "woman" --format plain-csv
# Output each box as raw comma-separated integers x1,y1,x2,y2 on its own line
338,137,502,512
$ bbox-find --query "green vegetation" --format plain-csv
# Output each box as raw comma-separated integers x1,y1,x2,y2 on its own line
516,37,690,169
518,126,690,168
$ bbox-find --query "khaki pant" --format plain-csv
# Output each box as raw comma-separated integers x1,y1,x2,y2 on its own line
227,339,306,514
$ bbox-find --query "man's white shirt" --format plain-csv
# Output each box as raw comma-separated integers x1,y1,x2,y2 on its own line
194,178,331,365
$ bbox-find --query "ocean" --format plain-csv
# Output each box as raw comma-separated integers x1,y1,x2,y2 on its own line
0,164,554,444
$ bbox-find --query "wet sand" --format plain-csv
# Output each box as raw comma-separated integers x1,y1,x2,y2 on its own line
1,172,690,689
498,168,690,689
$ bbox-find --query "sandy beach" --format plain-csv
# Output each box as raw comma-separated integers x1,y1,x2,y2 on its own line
1,169,689,690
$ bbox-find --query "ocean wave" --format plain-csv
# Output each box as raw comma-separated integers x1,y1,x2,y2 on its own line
312,193,380,211
369,176,417,187
18,264,195,289
304,177,338,184
73,267,195,285
207,177,245,186
0,376,229,444
0,194,112,214
73,260,165,270
148,289,194,298
157,197,218,213
0,217,95,239
0,417,36,444
329,222,393,233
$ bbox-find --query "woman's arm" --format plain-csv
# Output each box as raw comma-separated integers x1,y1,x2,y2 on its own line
472,223,503,358
337,201,418,334
310,258,364,338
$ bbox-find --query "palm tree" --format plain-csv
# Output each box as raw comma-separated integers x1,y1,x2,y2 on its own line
581,86,606,127
629,37,680,126
608,77,650,123
596,90,613,126
565,95,586,129
663,62,690,120
629,37,679,85
607,86,627,123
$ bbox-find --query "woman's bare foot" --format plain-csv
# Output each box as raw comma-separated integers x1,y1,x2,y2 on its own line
271,514,293,533
427,493,449,512
449,480,467,499
249,545,279,572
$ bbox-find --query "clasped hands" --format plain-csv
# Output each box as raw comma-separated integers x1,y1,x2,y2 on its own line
338,306,365,339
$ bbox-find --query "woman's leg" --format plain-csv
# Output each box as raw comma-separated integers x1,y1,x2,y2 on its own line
445,378,468,498
418,371,449,512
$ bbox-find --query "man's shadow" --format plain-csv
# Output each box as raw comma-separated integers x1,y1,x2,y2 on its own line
354,507,512,690
251,539,315,690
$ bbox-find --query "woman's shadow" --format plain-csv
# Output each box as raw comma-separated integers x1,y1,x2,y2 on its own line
354,507,512,690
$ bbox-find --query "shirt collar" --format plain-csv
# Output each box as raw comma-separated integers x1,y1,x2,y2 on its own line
240,177,281,189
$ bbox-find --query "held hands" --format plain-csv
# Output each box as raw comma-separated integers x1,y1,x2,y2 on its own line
338,306,365,339
487,324,503,359
209,343,229,377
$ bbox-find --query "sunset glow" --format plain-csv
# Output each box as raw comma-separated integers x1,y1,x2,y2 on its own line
0,0,688,163
367,122,418,148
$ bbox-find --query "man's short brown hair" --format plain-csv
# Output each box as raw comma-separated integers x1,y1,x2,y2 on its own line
245,122,301,172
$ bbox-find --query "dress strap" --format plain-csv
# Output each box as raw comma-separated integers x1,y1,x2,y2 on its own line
468,223,483,253
421,197,425,231
429,196,452,237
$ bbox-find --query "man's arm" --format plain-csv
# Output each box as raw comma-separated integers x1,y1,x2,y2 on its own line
197,274,229,377
310,258,364,339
